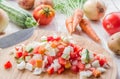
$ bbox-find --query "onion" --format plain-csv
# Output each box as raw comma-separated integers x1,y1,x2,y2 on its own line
34,0,53,8
0,9,9,33
83,0,106,21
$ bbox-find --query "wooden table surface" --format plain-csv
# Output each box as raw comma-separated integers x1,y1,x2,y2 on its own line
0,0,120,79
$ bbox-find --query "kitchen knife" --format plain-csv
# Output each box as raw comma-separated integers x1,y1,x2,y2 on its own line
0,27,35,49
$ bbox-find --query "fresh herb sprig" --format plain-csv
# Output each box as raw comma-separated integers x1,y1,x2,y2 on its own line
53,0,86,16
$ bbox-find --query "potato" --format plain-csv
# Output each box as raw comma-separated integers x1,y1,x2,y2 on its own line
18,0,35,10
108,32,120,55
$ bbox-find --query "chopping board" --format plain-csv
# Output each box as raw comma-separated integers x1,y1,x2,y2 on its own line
0,29,117,79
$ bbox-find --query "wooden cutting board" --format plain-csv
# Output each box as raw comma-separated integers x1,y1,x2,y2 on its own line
0,29,117,79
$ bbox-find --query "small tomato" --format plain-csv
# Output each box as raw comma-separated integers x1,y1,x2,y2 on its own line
33,5,55,26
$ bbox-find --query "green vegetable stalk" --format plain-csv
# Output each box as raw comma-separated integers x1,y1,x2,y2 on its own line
53,0,86,16
0,0,37,28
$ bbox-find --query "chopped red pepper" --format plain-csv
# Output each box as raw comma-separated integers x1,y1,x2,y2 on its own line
58,57,66,66
47,67,54,75
57,67,64,74
4,61,12,69
99,58,106,66
71,65,79,73
23,51,28,57
77,61,85,71
54,37,61,41
16,52,23,58
47,36,54,42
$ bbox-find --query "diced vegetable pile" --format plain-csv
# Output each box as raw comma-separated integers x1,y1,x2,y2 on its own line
12,35,109,78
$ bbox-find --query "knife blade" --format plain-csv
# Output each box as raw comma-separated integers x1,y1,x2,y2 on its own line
0,27,35,49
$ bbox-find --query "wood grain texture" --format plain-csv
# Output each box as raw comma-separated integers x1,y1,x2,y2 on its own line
0,30,117,79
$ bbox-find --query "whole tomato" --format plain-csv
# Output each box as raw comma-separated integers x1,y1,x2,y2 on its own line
102,12,120,35
33,5,55,26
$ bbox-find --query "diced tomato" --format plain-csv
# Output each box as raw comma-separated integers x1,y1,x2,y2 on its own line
23,51,28,57
57,45,65,52
99,58,106,66
47,36,54,42
16,52,23,58
4,61,12,69
38,46,46,55
69,43,74,47
56,51,63,57
77,61,85,71
47,67,54,75
70,52,78,60
33,46,39,54
15,46,23,51
29,59,36,66
71,65,79,73
47,56,54,65
58,57,66,66
57,67,64,74
54,37,61,41
95,55,106,66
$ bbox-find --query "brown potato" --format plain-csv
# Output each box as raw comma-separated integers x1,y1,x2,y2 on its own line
18,0,35,10
108,32,120,55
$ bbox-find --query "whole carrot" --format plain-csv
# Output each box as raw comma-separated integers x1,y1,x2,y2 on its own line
65,16,73,34
79,19,101,43
72,9,84,32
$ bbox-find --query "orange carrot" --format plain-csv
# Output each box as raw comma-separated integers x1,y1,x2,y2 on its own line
79,19,101,42
65,16,73,34
93,69,101,78
72,9,84,32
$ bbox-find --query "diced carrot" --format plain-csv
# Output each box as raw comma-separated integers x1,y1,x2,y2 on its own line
36,59,43,68
72,9,84,32
79,19,101,43
65,61,71,69
93,69,101,78
51,41,58,48
38,46,46,55
66,16,73,34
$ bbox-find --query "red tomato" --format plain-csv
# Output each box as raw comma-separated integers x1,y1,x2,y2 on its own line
47,56,54,65
70,52,78,60
47,36,54,42
23,51,28,57
99,58,106,66
57,45,65,52
47,67,54,74
16,52,23,58
71,65,79,73
33,5,55,25
56,51,63,57
33,46,39,54
29,59,36,66
77,61,85,71
95,55,106,66
58,57,66,66
103,12,120,35
4,61,12,69
54,37,61,41
57,67,64,74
